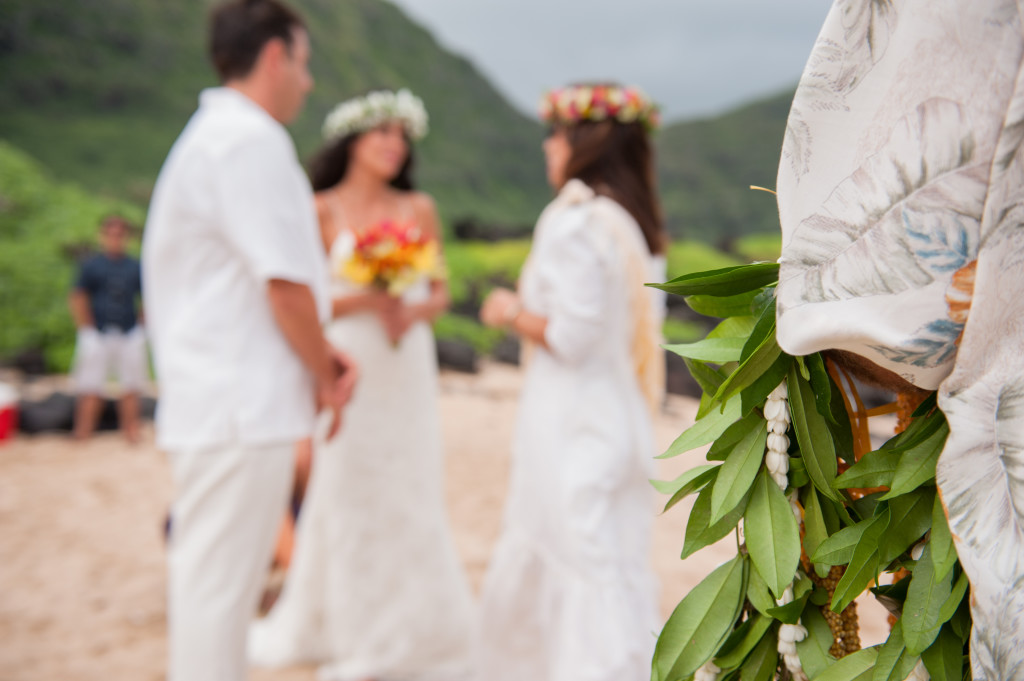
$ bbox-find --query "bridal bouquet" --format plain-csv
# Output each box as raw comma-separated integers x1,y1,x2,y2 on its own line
339,220,443,296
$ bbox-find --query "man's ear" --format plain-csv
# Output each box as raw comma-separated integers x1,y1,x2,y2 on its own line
258,36,288,74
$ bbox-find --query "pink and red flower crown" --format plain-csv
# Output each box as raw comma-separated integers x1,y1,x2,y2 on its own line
539,84,660,131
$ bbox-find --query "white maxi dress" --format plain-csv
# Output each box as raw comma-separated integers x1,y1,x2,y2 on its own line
477,179,664,681
249,229,477,681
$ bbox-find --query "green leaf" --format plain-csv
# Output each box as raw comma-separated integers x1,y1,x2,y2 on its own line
912,393,938,417
683,484,751,559
902,542,954,655
714,614,773,669
653,555,747,681
873,620,920,681
711,421,768,523
686,289,760,318
708,315,757,340
788,366,841,501
871,579,910,618
738,630,778,681
810,585,831,605
936,571,968,626
660,395,743,459
805,353,837,423
929,494,957,581
766,592,809,624
949,594,971,641
820,494,845,533
796,356,811,381
739,351,792,418
746,564,776,616
832,509,891,613
654,463,718,496
661,466,720,512
740,304,776,363
890,408,945,452
787,455,810,488
649,262,780,298
796,605,838,679
686,358,727,395
812,647,879,681
834,449,902,490
811,517,871,566
802,488,832,578
763,574,812,625
879,489,934,563
744,470,801,597
921,626,964,681
710,329,782,409
708,410,764,462
882,422,949,499
665,337,746,363
826,383,856,465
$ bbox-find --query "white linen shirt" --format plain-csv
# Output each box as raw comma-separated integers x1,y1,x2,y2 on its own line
143,87,328,451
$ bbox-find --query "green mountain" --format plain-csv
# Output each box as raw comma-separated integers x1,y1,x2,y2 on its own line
0,0,797,241
0,0,550,225
656,89,794,244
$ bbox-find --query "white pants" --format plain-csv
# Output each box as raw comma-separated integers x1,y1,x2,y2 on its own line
72,326,148,394
167,439,293,681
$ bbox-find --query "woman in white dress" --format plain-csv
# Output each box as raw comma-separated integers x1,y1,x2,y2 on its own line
249,90,476,681
478,84,667,681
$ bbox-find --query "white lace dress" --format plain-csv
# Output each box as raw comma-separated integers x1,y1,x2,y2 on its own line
249,230,477,681
477,180,663,681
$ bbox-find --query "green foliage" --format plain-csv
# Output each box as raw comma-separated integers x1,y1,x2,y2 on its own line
662,318,705,344
0,141,141,370
1,0,800,250
650,261,972,681
432,313,504,354
443,239,530,304
744,469,801,597
653,554,748,681
667,239,744,275
650,263,780,298
0,0,549,225
657,91,795,241
732,233,782,262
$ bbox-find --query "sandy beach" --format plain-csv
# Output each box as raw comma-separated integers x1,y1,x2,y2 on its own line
0,362,889,680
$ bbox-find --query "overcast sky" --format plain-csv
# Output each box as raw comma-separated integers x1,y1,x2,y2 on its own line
389,0,833,123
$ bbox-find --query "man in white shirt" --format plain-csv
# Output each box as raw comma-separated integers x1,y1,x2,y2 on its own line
142,2,357,679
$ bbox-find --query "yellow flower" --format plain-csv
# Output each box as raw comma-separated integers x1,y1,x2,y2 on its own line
343,257,376,286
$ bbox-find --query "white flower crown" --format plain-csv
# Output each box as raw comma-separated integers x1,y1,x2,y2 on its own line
321,89,429,142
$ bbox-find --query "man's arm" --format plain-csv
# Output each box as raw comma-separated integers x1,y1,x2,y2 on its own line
266,279,357,439
69,289,94,329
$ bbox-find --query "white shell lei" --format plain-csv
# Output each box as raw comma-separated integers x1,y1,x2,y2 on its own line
765,382,809,681
694,659,721,681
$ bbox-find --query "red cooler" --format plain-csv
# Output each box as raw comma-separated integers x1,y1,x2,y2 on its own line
0,383,17,443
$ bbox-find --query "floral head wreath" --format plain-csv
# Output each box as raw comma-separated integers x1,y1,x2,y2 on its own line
539,84,661,131
322,88,429,142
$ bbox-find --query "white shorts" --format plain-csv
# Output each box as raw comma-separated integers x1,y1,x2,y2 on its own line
72,326,149,394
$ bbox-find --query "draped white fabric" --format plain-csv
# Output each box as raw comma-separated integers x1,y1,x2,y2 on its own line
777,2,1024,676
249,242,476,681
477,180,663,681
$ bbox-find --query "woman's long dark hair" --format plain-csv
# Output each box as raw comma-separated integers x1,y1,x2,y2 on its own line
308,130,416,192
561,118,667,255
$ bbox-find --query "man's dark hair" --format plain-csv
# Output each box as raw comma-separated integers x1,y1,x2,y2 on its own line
209,0,305,83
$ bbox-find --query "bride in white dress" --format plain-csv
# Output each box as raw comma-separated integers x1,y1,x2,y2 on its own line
249,90,476,681
478,84,667,681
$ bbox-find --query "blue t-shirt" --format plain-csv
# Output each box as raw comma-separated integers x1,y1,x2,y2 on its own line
75,254,142,331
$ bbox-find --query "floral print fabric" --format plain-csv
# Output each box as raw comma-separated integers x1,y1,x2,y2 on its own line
776,2,1024,677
